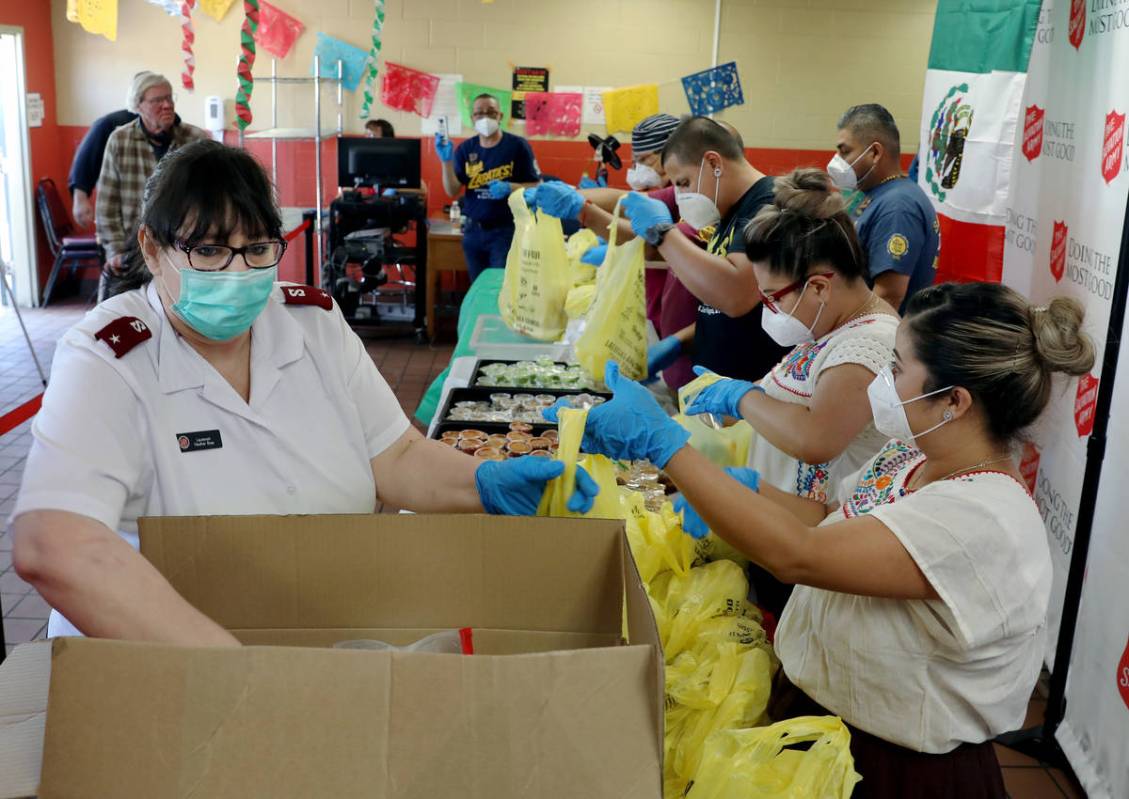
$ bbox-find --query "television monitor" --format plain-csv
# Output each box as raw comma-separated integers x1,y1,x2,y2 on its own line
338,137,421,189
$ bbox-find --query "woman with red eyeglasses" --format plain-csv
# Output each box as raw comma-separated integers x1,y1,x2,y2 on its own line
682,168,899,616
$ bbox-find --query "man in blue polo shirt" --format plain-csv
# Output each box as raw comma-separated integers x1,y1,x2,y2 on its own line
829,104,939,312
436,93,540,282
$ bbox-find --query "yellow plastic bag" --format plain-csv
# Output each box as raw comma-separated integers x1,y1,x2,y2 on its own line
537,407,623,519
622,491,697,585
566,228,600,287
674,371,755,468
564,284,597,320
574,198,647,387
685,716,862,799
659,560,765,661
498,189,571,341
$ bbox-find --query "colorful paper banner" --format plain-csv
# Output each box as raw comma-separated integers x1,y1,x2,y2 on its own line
456,81,512,129
198,0,236,21
66,0,118,42
253,0,304,60
601,84,659,135
146,0,181,15
180,0,196,92
380,61,441,117
234,0,259,131
311,32,368,91
524,92,583,137
681,61,744,116
359,0,386,119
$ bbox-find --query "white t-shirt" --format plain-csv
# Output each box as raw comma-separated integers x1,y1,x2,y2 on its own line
750,313,898,502
13,282,410,637
776,440,1051,753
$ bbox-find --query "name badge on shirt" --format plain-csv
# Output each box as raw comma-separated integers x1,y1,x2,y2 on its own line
176,430,223,453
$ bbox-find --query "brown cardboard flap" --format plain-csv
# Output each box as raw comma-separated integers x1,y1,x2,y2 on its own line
233,627,620,653
140,514,627,635
40,637,661,799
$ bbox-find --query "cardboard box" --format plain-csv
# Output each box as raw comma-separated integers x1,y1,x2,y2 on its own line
0,514,663,799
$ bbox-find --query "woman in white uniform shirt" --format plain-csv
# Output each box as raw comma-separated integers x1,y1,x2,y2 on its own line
11,141,596,646
564,282,1094,796
679,169,899,616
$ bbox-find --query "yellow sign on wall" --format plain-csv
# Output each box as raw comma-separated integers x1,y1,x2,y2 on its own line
66,0,118,42
602,84,659,136
199,0,238,22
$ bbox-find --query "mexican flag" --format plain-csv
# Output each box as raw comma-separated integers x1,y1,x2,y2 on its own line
919,0,1042,283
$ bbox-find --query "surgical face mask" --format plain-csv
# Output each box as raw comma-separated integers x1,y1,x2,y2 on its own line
827,143,877,191
474,117,500,137
163,254,276,341
760,280,825,347
675,157,722,230
626,162,663,191
866,366,954,445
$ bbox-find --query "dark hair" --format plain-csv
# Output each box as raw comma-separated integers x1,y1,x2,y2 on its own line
365,118,395,137
660,116,744,166
109,140,282,296
472,93,500,107
716,119,745,151
904,282,1096,442
743,168,867,281
838,103,901,158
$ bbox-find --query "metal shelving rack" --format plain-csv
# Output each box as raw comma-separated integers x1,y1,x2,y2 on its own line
243,56,344,277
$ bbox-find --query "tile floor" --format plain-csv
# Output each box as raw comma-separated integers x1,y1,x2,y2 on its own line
0,299,1087,797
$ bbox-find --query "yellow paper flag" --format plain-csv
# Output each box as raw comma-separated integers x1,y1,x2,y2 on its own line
602,84,659,135
199,0,238,21
66,0,117,42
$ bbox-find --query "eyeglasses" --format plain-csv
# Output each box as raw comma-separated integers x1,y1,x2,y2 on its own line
176,240,287,272
142,92,177,107
472,109,501,120
758,271,834,313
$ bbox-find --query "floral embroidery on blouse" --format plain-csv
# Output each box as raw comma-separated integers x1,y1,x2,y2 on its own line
841,440,923,518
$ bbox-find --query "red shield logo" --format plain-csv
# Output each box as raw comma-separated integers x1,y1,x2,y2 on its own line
1074,373,1099,438
1023,105,1045,162
1050,221,1068,282
178,435,190,451
1102,111,1125,184
1019,442,1041,494
1069,0,1086,50
1118,635,1129,711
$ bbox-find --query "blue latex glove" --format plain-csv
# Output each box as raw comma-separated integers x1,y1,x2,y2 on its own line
580,241,608,266
523,186,539,210
684,366,765,419
475,457,600,515
536,181,586,220
674,467,761,539
578,174,607,189
621,191,674,238
647,335,682,380
434,132,454,163
487,180,512,200
381,188,397,197
544,362,691,468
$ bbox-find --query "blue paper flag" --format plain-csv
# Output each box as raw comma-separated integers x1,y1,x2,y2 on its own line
311,32,369,92
681,61,744,116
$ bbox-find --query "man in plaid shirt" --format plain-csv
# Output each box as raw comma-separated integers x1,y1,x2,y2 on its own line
95,73,207,278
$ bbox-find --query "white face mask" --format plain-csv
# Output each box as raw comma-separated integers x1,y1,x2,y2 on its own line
675,157,722,230
866,366,955,445
626,162,663,191
827,143,877,191
760,279,825,347
474,117,500,137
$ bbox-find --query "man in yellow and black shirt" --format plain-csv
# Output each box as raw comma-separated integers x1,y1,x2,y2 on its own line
437,93,540,282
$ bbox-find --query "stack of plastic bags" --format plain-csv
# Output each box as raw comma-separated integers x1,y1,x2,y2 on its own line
538,409,861,798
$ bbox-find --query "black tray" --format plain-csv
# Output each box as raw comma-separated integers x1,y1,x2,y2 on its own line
468,359,598,393
432,386,610,436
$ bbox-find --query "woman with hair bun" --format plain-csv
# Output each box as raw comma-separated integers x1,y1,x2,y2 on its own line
562,280,1095,797
682,168,900,614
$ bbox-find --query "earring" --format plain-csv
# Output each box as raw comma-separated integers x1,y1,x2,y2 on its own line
713,167,722,177
943,410,953,420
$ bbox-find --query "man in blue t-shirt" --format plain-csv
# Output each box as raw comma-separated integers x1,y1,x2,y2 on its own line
436,93,540,282
68,108,139,228
828,104,939,313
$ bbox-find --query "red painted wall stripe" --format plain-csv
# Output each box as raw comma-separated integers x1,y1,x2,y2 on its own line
0,394,43,437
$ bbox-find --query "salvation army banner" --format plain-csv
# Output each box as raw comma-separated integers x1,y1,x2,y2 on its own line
998,1,1129,796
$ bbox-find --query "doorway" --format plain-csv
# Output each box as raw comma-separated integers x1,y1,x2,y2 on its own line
0,26,36,308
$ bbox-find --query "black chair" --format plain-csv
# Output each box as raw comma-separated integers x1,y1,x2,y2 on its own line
36,177,103,307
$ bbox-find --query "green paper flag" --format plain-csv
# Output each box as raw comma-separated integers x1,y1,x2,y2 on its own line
456,82,512,130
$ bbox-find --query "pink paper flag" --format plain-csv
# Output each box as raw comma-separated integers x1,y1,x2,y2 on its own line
253,0,304,60
524,91,582,137
380,61,441,117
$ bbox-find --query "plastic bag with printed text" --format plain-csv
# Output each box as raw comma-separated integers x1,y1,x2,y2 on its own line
498,190,571,341
566,228,601,287
574,198,648,387
685,715,862,799
536,407,623,520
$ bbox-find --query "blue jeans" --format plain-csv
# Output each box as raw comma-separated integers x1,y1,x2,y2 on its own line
461,221,515,283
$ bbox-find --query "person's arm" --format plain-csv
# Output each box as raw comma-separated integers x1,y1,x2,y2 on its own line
72,188,94,229
579,200,635,244
665,445,937,599
441,158,464,198
736,363,879,464
370,426,484,512
94,137,125,263
12,510,239,645
674,322,695,354
656,228,761,316
863,204,926,311
873,272,910,310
